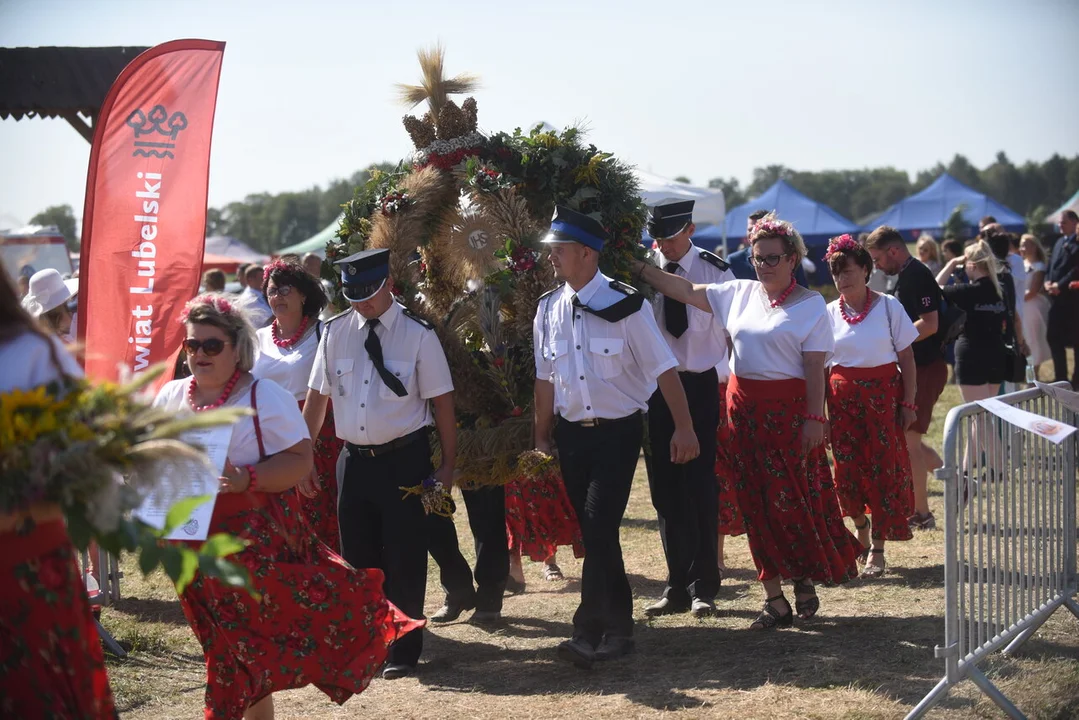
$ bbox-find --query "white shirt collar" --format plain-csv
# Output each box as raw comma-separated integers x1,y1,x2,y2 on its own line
658,243,697,273
563,270,606,306
356,299,401,331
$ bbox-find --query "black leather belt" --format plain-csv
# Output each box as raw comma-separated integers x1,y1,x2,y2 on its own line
559,411,641,428
346,428,429,458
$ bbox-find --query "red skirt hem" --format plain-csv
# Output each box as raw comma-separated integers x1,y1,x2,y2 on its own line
505,470,584,562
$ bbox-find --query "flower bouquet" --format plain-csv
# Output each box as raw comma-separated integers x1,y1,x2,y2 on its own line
0,366,252,592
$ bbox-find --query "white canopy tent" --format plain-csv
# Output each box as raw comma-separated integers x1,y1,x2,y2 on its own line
634,170,726,229
1045,189,1079,226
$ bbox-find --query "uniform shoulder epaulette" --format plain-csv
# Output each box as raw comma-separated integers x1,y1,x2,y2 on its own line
537,283,565,301
402,307,435,330
609,280,639,295
323,308,352,325
699,249,730,272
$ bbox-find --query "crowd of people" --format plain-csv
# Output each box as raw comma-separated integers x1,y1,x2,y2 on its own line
4,203,1079,719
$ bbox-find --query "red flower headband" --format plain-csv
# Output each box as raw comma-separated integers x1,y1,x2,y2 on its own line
179,294,235,323
262,259,292,283
748,218,792,242
824,234,860,261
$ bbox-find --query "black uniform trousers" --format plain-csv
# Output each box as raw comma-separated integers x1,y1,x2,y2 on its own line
427,485,509,612
645,368,721,604
338,431,431,667
554,412,642,648
1048,296,1079,387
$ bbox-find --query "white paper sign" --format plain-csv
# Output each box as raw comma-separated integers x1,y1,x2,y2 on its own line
135,425,232,540
976,397,1077,445
1033,380,1079,414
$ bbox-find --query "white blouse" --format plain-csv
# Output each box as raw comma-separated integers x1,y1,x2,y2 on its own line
704,280,834,381
153,376,308,467
828,294,919,369
0,330,83,392
252,323,320,402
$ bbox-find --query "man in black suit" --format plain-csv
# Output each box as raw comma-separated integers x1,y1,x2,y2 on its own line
1045,210,1079,387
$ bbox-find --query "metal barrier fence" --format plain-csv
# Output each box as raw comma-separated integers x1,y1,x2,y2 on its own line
907,383,1079,719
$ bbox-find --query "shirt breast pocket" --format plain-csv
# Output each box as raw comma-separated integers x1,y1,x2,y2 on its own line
589,337,624,379
549,340,568,374
380,359,414,400
333,359,354,397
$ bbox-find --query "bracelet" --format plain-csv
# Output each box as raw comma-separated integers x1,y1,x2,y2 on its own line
244,464,258,492
899,401,918,411
804,413,827,424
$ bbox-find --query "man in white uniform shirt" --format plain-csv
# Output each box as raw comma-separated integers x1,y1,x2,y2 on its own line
303,248,457,680
644,200,734,619
533,206,699,669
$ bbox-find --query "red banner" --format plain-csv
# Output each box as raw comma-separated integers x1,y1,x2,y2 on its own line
77,39,225,383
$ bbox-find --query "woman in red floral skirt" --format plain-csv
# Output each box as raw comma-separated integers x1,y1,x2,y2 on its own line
825,236,919,577
505,465,584,586
715,378,745,576
637,214,861,629
0,274,117,719
155,295,422,720
252,259,344,550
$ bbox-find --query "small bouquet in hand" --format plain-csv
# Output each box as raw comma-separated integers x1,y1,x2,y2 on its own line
400,475,455,517
515,449,557,482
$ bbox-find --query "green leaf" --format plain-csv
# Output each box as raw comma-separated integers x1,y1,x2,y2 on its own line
161,546,199,593
138,539,161,575
163,495,212,534
200,533,248,558
198,556,256,597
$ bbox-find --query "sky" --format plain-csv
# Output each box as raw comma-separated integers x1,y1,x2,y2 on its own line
1,0,1077,231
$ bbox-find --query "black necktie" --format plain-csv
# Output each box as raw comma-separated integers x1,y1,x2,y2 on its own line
663,262,689,338
365,319,407,398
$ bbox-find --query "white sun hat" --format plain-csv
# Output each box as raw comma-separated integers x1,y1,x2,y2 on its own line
21,268,78,317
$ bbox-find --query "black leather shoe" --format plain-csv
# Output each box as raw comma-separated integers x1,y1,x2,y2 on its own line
382,663,414,680
644,596,690,616
469,609,502,625
430,597,476,623
556,638,595,669
691,598,717,618
593,635,635,661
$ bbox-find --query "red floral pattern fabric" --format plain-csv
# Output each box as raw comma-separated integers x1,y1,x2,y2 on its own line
178,493,423,720
827,364,915,543
505,468,584,562
296,399,344,551
0,520,117,719
726,375,861,583
715,382,745,537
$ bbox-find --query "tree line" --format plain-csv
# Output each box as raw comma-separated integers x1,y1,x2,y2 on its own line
24,153,1079,253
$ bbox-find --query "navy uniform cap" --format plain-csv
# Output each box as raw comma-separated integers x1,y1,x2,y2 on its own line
336,248,390,302
647,200,695,240
542,206,607,252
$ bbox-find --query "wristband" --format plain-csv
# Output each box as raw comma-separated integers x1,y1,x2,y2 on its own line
244,464,258,492
804,413,827,424
899,401,918,411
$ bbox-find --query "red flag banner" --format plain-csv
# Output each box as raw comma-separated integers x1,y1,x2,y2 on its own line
78,39,225,383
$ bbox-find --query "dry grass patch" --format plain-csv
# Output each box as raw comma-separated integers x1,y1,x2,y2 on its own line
103,380,1079,718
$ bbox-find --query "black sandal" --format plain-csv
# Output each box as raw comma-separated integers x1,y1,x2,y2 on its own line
792,579,819,620
860,548,885,578
750,594,793,630
853,517,870,562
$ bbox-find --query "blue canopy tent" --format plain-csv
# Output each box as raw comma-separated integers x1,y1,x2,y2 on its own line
862,173,1025,236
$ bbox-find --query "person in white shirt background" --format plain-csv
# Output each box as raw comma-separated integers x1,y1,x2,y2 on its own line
823,235,919,579
533,205,698,669
1019,233,1052,379
643,199,734,619
636,213,861,632
234,264,274,327
251,258,343,550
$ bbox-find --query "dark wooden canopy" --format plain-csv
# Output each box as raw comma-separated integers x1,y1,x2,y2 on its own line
0,46,148,142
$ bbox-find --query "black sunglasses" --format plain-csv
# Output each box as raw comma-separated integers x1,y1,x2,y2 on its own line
182,338,229,357
751,252,790,268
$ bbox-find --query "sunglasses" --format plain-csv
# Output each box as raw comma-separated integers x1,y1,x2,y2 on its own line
751,253,790,268
266,285,294,298
182,338,229,357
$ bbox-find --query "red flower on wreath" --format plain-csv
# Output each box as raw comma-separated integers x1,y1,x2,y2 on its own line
507,246,538,274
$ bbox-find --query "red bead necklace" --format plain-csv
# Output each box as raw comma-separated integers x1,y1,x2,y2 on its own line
840,291,875,325
271,315,309,349
187,369,242,412
769,276,797,308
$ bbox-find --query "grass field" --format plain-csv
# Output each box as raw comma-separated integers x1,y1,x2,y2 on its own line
101,382,1079,719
